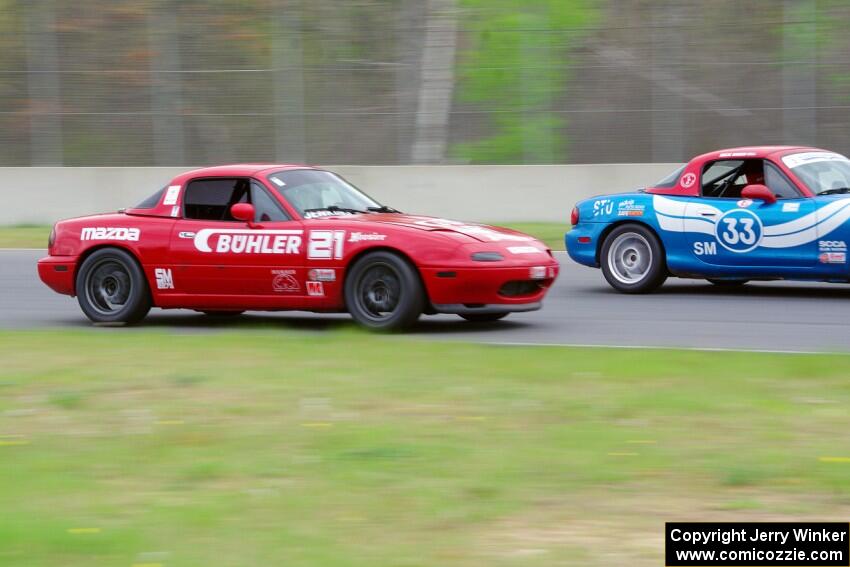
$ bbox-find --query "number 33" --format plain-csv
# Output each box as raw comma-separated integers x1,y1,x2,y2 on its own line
721,218,756,245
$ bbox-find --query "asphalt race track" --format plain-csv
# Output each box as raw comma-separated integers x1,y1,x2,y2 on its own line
3,249,850,353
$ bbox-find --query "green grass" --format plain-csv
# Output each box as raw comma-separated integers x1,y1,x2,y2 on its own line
0,223,567,250
0,225,50,248
499,222,567,250
2,330,850,566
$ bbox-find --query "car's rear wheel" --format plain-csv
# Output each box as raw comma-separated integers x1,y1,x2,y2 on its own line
345,251,424,331
76,248,151,324
707,278,749,287
460,313,508,323
600,224,667,293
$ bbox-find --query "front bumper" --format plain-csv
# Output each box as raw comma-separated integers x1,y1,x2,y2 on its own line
420,262,559,309
432,302,542,315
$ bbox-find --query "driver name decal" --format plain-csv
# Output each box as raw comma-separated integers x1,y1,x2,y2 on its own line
193,229,303,254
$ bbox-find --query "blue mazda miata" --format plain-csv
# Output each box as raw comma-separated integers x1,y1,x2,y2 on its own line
567,146,850,292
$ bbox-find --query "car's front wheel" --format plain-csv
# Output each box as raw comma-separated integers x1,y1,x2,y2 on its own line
76,248,151,324
344,251,425,331
600,224,667,293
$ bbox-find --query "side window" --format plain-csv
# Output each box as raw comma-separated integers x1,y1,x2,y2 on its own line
701,159,763,199
250,182,289,222
764,163,801,199
184,178,250,221
701,160,743,198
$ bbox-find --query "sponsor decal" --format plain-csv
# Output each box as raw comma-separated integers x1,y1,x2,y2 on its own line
507,246,541,254
193,229,303,254
782,151,850,169
593,199,614,217
81,227,140,242
308,269,336,282
303,210,356,219
306,281,324,296
348,232,386,242
163,185,181,206
715,209,763,253
272,269,299,292
680,172,697,188
308,230,345,259
782,202,800,213
617,199,645,217
736,199,753,208
154,268,174,290
820,252,846,264
819,240,847,253
718,151,757,157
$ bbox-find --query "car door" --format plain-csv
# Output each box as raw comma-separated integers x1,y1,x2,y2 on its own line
685,159,817,268
168,177,306,297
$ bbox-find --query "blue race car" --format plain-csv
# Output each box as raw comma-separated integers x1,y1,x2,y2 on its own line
567,146,850,292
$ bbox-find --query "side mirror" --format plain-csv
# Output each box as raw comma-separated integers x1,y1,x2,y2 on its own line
230,203,256,223
741,184,776,205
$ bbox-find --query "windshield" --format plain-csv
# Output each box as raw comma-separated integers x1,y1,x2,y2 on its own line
782,152,850,195
267,169,382,218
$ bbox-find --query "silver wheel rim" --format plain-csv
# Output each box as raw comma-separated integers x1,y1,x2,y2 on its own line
607,233,652,284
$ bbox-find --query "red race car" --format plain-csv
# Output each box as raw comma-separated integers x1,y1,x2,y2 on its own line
38,165,559,330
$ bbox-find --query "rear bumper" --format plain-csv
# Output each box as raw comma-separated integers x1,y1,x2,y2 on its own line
38,256,76,295
566,224,606,267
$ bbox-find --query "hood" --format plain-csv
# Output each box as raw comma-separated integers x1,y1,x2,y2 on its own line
336,213,538,244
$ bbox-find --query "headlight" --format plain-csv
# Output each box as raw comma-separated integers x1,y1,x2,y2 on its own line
48,225,56,250
471,252,504,262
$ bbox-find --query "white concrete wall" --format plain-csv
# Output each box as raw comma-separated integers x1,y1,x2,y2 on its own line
4,163,681,225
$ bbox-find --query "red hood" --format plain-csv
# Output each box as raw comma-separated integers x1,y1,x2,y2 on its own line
325,213,538,244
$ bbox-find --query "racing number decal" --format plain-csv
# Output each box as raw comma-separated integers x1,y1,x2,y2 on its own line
714,209,763,253
308,230,345,260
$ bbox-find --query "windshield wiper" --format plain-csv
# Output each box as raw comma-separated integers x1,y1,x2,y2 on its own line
367,205,400,213
817,187,850,195
303,205,368,216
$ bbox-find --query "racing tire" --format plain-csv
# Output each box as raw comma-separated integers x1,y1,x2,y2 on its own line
600,224,667,294
345,251,425,331
460,313,509,323
76,248,151,325
706,279,749,287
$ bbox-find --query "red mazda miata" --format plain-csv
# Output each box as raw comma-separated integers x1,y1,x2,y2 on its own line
38,164,559,330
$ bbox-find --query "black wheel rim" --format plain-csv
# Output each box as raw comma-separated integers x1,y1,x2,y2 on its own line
85,259,132,315
355,262,402,322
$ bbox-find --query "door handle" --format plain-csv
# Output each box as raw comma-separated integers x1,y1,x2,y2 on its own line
698,210,717,217
178,231,196,239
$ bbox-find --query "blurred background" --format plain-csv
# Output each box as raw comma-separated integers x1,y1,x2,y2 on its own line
4,0,850,168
